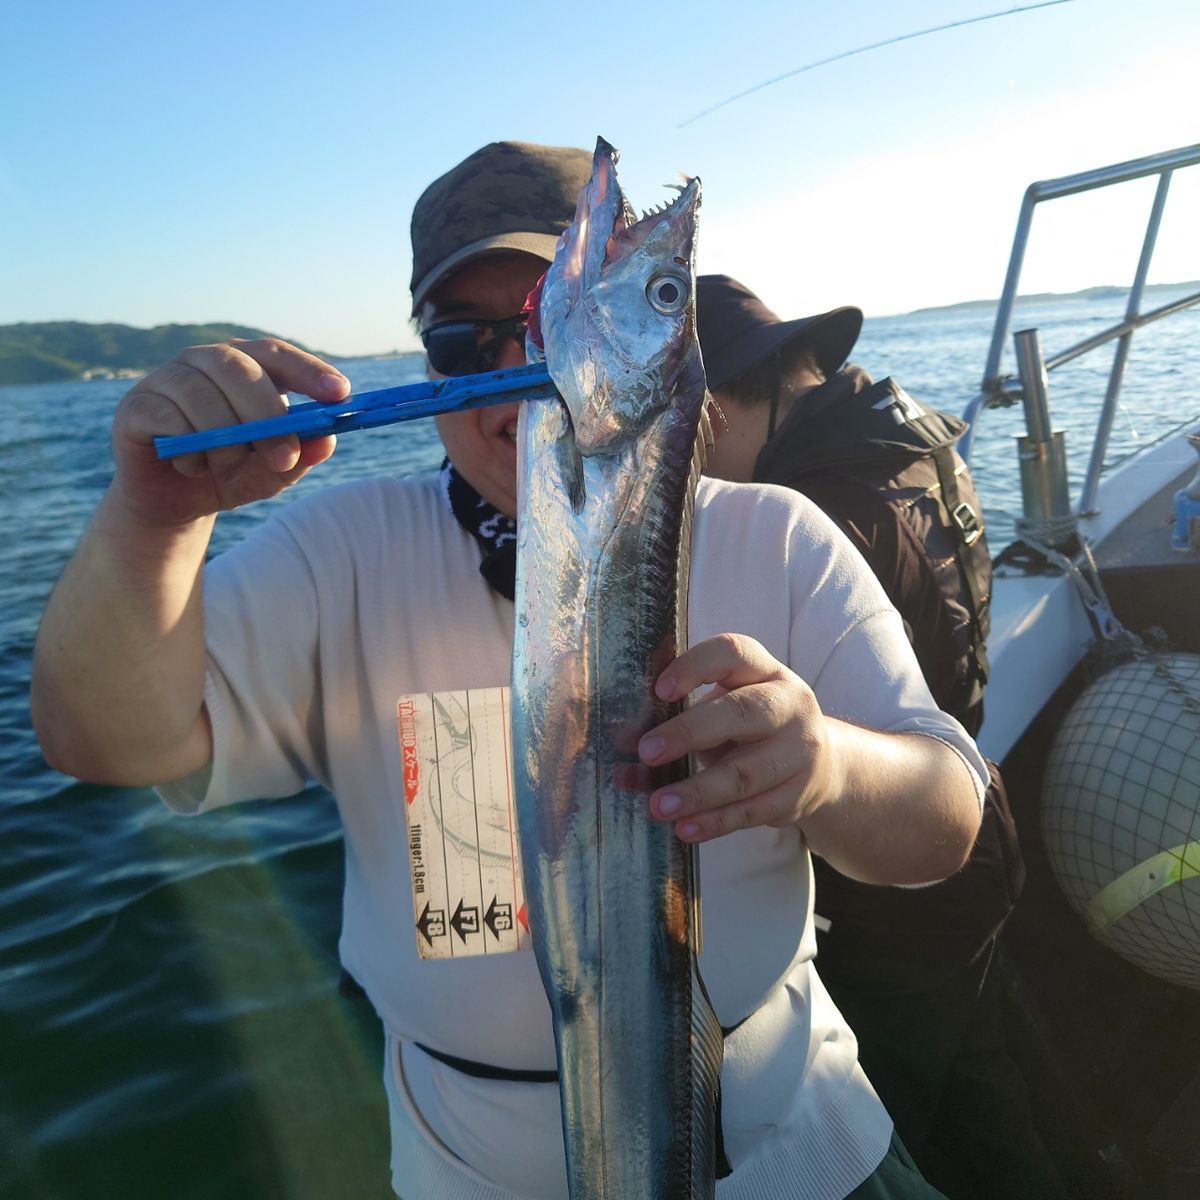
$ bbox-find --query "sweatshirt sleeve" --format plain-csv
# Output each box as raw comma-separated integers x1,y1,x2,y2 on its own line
690,476,987,805
157,508,324,815
783,501,988,807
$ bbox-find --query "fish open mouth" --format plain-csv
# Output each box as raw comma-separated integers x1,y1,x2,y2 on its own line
526,138,699,354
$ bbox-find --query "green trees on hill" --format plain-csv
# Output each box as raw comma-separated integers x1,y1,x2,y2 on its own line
0,322,316,386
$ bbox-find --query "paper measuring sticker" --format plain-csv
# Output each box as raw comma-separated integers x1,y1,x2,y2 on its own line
396,688,530,960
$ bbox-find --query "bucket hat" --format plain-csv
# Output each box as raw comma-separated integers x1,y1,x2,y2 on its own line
696,274,863,388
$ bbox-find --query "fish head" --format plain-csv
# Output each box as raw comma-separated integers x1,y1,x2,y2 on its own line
532,138,704,455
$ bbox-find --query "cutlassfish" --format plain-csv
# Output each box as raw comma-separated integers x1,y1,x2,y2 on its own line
512,138,723,1199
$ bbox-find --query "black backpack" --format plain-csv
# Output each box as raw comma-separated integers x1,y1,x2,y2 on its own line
758,370,1022,991
755,371,991,730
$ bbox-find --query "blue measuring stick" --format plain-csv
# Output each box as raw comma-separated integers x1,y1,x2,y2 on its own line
154,362,557,460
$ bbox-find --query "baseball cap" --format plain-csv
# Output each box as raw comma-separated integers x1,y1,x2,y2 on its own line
410,140,593,313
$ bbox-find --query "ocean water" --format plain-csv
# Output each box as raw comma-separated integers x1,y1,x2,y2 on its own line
2,290,1197,1198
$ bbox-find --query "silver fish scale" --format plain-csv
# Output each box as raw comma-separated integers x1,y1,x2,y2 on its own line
513,139,722,1200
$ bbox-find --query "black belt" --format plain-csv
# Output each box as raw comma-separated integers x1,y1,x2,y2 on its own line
341,969,736,1178
411,1039,735,1179
414,1040,559,1084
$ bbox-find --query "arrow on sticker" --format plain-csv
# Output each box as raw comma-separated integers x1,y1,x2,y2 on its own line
484,895,514,940
450,899,480,945
416,901,447,946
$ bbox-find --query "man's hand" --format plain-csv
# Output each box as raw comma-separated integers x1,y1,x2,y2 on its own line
113,337,347,528
32,338,349,785
638,633,981,885
638,633,837,844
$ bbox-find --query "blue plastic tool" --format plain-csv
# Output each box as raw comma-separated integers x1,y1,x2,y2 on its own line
153,363,557,460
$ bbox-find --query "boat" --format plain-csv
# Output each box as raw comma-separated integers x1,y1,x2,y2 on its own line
960,143,1200,1198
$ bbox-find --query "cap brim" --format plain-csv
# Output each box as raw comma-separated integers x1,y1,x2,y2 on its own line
705,306,863,390
410,231,563,312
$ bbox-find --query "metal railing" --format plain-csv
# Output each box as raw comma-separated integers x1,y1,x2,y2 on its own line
960,143,1200,515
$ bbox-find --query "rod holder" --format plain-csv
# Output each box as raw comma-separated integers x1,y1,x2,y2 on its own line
1013,328,1073,547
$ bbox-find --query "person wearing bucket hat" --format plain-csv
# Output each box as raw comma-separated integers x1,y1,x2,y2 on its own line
33,142,992,1200
697,275,1066,1200
696,275,863,484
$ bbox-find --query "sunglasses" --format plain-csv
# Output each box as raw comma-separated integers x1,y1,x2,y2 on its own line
420,313,528,377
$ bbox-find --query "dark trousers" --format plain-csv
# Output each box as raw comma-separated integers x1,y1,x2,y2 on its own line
831,951,1067,1199
848,1134,948,1199
813,769,1068,1200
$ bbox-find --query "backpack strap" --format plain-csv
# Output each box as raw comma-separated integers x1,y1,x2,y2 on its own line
932,445,991,709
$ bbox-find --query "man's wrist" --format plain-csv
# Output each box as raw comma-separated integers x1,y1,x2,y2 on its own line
93,487,215,569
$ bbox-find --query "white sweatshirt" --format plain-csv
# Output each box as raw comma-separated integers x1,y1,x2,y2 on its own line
161,472,986,1200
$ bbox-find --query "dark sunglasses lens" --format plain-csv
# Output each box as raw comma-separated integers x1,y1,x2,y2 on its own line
422,317,528,377
422,323,480,377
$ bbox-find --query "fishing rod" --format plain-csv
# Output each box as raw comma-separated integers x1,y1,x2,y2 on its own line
678,1,1075,128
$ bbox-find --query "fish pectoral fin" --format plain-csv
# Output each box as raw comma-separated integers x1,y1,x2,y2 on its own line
556,428,586,512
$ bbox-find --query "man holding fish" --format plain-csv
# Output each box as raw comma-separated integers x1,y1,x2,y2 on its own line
32,139,986,1198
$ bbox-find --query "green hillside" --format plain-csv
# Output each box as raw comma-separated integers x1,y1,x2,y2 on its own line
0,321,319,386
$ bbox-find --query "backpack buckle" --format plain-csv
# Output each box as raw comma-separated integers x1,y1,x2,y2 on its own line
952,501,982,545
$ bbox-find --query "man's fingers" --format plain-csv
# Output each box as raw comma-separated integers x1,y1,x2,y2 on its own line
177,343,301,429
650,744,796,821
121,376,252,478
654,632,787,701
176,341,345,472
276,434,337,484
638,638,829,845
671,780,802,844
118,386,203,470
124,341,347,479
221,337,349,403
639,681,792,764
293,433,337,471
253,432,302,473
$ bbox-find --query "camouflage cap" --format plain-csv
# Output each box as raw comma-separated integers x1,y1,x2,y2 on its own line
409,140,593,313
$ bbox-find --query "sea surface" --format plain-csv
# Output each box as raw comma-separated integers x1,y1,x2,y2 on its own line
2,289,1197,1198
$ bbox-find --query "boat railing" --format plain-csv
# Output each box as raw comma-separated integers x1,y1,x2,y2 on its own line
960,143,1200,518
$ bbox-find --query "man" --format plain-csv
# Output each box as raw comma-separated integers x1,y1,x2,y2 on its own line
695,274,1066,1200
31,141,985,1199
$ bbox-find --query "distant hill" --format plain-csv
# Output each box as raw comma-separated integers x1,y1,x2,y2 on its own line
904,280,1200,318
0,321,323,386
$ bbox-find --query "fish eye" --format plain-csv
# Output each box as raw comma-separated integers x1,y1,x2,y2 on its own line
646,273,690,315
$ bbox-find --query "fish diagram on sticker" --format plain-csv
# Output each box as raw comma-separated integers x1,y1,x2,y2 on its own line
401,689,528,959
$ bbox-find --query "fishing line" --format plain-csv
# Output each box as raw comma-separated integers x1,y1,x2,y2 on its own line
678,1,1076,127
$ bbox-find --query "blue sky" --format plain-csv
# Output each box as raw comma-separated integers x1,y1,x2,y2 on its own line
2,0,1198,355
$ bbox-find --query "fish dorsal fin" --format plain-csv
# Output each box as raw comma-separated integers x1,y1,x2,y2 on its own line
676,388,712,658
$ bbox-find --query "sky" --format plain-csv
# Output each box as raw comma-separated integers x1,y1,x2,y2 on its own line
2,0,1198,357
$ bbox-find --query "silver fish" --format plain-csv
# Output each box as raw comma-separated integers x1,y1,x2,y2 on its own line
512,138,722,1199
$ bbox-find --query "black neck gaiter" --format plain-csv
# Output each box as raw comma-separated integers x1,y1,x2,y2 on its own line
440,459,517,601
